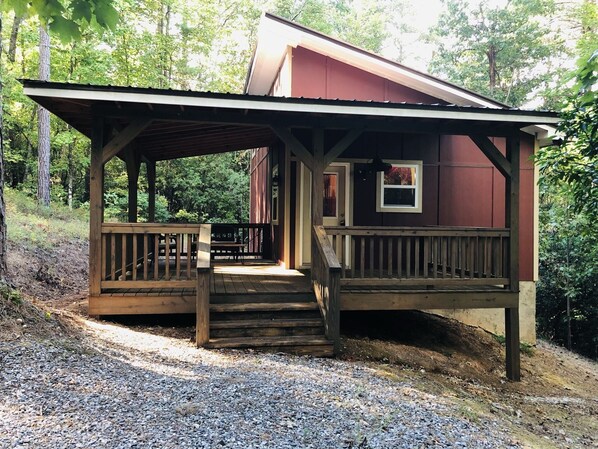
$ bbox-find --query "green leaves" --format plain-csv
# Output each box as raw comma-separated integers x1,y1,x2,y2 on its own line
3,0,119,42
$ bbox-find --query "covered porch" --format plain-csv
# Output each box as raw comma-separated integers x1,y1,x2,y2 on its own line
22,80,560,380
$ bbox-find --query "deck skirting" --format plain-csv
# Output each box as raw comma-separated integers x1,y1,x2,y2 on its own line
340,290,518,311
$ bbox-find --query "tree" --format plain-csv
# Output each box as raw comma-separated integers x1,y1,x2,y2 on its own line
37,24,51,207
428,0,564,107
0,0,118,280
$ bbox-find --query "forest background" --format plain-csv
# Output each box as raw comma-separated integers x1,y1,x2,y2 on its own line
0,0,596,358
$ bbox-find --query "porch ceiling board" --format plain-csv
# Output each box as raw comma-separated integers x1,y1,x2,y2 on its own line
22,80,559,160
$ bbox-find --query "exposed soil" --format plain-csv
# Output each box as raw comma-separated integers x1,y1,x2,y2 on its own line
7,239,89,301
1,235,596,448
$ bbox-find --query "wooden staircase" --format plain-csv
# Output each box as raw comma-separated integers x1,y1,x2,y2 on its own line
205,293,334,356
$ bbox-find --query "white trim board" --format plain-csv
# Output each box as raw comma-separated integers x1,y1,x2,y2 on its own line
24,86,560,126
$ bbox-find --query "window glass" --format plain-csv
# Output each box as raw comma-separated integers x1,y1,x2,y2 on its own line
323,173,338,217
376,161,422,213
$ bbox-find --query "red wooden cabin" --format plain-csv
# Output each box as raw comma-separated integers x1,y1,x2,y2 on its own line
22,13,559,380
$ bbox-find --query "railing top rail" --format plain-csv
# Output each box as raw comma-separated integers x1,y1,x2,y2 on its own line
313,225,341,271
102,223,203,234
324,226,509,237
197,224,212,271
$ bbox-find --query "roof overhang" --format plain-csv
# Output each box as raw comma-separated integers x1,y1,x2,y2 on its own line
246,13,506,109
22,81,560,161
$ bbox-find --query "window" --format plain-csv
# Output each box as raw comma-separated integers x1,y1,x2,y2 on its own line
376,161,423,213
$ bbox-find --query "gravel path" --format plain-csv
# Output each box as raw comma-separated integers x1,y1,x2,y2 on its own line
0,319,518,449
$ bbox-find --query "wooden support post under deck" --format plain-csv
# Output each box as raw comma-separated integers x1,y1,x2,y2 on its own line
146,159,156,223
89,117,104,297
505,133,521,381
196,224,212,346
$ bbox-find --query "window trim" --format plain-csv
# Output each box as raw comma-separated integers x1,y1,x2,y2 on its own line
375,160,423,213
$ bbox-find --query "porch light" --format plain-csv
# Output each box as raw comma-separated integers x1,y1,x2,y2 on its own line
370,156,393,175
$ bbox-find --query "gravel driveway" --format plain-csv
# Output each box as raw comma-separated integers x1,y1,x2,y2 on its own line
0,319,518,449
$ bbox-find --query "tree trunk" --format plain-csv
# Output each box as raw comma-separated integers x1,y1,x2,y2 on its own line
8,14,23,63
487,45,497,93
0,13,8,280
37,24,51,207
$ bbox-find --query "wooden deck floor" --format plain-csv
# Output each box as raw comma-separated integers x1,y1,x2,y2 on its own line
101,262,312,296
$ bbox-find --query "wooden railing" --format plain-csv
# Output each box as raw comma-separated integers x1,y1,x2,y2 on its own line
100,223,204,290
312,225,341,351
209,223,271,260
196,224,212,346
324,226,510,288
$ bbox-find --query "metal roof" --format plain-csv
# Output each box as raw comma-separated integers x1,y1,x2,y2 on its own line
21,80,560,161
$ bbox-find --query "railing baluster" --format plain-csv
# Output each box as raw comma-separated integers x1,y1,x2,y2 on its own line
442,237,447,278
132,234,138,281
451,237,456,278
388,237,393,278
415,237,419,278
175,233,181,280
378,237,383,279
432,237,437,279
369,236,374,278
423,236,429,278
397,237,402,279
341,234,346,279
110,234,116,281
406,237,411,278
360,237,365,278
351,236,356,279
101,234,107,281
121,234,127,280
143,234,149,281
154,234,159,280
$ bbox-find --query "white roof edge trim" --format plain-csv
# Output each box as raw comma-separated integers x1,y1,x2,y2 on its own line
249,15,502,109
24,86,560,125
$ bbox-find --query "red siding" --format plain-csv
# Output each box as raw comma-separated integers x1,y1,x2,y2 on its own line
291,46,446,104
250,148,270,224
283,45,537,281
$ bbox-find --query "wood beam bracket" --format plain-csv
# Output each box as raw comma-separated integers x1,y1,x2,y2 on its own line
102,118,152,165
271,126,313,170
469,135,511,179
324,128,363,166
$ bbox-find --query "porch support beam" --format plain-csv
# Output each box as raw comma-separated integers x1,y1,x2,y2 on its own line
469,135,511,178
125,147,141,223
324,128,363,166
311,129,325,227
505,133,520,381
102,118,152,164
271,126,313,170
146,159,156,222
89,116,105,297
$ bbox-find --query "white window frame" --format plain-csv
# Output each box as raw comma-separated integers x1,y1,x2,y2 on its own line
376,160,423,213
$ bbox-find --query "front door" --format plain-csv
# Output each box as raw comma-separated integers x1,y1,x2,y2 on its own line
298,163,348,267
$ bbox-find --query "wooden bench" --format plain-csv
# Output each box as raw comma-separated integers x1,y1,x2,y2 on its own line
211,225,244,261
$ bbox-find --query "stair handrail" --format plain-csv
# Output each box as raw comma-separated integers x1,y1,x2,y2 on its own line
312,225,341,352
196,223,212,346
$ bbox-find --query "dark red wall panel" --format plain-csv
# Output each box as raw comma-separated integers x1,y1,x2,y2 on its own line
291,46,446,104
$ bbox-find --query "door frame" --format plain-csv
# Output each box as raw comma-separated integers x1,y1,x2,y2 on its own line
296,161,352,268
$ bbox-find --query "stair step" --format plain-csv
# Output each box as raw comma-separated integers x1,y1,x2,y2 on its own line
206,335,332,349
210,302,318,313
210,319,323,329
211,293,314,304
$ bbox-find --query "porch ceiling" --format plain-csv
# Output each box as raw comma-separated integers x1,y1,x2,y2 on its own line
22,80,560,161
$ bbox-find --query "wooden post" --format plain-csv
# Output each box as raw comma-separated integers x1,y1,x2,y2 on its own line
147,159,156,222
505,307,520,381
89,116,104,297
311,129,325,227
125,147,140,224
196,224,211,346
505,133,520,381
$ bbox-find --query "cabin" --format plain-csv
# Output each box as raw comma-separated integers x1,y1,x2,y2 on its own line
22,13,559,380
